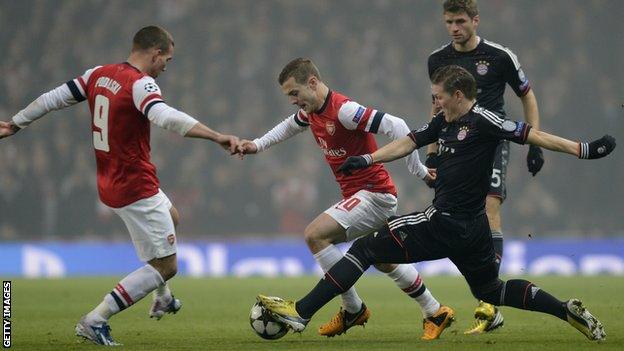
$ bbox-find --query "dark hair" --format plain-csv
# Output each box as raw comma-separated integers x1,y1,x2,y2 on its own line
431,65,477,99
278,58,321,85
443,0,479,18
132,26,174,52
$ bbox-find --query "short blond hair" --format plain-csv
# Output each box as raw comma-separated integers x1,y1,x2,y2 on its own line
278,58,321,85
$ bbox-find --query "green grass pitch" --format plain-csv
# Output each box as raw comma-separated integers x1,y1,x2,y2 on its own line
8,276,624,350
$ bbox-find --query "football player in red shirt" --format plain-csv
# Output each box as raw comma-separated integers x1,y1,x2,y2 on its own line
0,26,238,345
236,58,453,340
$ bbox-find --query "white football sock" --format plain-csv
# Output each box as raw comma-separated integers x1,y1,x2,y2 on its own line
386,265,440,317
314,244,363,314
154,283,173,304
86,265,164,325
85,300,114,326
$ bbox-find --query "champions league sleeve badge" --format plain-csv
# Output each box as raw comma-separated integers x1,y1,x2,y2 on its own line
144,82,159,93
502,120,517,132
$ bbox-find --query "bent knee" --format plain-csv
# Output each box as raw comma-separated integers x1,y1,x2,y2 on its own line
303,224,339,251
303,225,325,249
470,279,504,305
150,257,178,281
165,263,178,280
160,266,177,281
373,263,396,273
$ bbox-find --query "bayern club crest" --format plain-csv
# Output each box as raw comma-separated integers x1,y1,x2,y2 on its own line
457,126,469,141
326,121,336,136
476,60,490,76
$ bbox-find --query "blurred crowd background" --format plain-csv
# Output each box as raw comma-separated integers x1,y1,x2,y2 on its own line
0,0,622,240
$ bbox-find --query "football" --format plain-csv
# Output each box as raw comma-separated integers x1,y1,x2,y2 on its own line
249,301,288,340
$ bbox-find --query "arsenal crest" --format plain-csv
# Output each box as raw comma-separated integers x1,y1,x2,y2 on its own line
167,234,176,245
326,121,336,136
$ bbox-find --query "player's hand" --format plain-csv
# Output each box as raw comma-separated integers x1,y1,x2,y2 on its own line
235,139,258,159
579,135,616,159
0,121,20,139
216,134,240,155
425,152,439,169
526,145,544,176
337,155,373,176
423,168,437,188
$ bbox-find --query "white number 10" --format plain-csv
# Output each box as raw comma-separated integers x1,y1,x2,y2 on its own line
93,94,110,152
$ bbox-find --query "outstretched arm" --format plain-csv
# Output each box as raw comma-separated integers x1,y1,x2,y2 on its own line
2,66,100,138
371,136,418,163
142,102,239,153
132,77,239,152
0,121,21,139
526,129,615,159
338,136,417,176
337,114,442,176
184,122,239,154
1,81,84,140
336,101,428,178
525,129,576,155
248,114,307,153
476,114,615,160
374,113,429,179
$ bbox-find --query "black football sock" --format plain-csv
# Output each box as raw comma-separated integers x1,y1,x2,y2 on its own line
491,230,504,272
296,225,414,319
501,279,567,321
296,241,374,319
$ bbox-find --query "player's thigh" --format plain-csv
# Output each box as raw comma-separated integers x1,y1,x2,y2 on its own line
449,215,498,287
488,140,509,203
304,212,347,244
363,207,446,263
112,189,177,262
324,190,397,242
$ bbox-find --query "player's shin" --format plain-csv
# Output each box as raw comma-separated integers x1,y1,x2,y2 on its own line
478,279,567,321
297,247,372,319
86,265,164,325
314,244,363,314
386,265,440,317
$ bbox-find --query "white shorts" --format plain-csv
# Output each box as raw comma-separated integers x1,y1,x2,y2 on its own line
324,190,398,241
111,189,177,262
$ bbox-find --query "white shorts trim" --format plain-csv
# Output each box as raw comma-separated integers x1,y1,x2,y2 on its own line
111,189,176,262
324,190,397,241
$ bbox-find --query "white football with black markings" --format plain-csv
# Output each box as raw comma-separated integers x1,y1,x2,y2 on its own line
249,301,288,340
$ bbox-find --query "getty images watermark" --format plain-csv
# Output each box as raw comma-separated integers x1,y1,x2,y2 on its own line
3,281,10,348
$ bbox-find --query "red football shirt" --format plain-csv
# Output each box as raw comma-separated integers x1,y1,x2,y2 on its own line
295,91,397,198
68,63,165,207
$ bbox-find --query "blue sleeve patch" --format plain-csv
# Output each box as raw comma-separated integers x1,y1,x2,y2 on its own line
514,121,526,136
352,106,365,123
